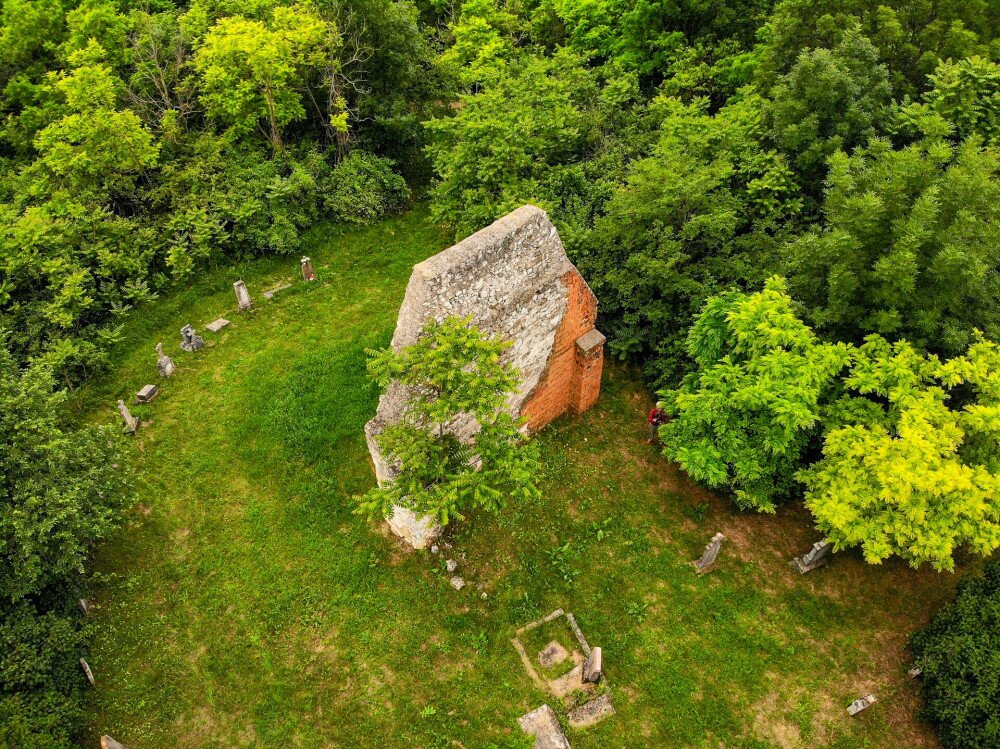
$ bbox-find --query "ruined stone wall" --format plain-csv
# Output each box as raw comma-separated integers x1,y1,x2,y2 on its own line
365,205,605,547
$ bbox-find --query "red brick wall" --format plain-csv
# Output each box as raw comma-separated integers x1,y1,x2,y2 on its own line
521,270,603,432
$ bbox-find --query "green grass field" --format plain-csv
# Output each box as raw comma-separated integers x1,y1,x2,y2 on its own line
76,204,974,748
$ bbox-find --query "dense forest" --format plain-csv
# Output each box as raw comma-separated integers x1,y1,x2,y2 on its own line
2,0,1000,745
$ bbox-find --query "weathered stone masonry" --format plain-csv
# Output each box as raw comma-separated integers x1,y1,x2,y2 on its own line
365,205,605,548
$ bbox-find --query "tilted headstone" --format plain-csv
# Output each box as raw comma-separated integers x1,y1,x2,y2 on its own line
80,658,95,686
135,384,159,404
791,539,833,574
179,325,204,352
583,646,603,683
847,694,877,716
155,342,176,377
693,532,725,573
79,598,90,615
233,280,252,311
301,256,317,281
101,736,126,749
205,318,230,333
117,400,138,435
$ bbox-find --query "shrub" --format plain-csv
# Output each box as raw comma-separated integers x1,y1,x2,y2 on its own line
323,151,410,225
911,561,1000,748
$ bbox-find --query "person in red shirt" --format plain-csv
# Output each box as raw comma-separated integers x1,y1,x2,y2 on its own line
647,401,665,444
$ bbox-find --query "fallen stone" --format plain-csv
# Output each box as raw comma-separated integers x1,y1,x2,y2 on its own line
548,664,584,697
79,598,90,615
583,647,602,683
117,400,138,435
263,284,291,300
135,384,159,404
791,539,833,574
539,641,569,668
446,559,458,573
847,694,877,716
80,657,95,686
567,693,615,728
517,704,571,749
101,737,126,749
234,279,252,311
449,576,465,590
205,318,231,333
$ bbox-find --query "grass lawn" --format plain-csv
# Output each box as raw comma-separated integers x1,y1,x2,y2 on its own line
76,203,975,749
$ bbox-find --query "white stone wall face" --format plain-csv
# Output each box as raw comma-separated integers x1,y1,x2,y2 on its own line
365,205,592,548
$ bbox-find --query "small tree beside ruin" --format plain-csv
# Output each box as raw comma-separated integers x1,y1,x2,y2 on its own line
358,316,541,527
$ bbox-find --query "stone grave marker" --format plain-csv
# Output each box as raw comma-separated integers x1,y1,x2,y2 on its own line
692,532,725,574
446,559,458,572
450,576,465,590
79,598,90,615
234,280,252,311
117,400,138,435
847,694,877,716
179,325,204,352
908,667,923,678
80,658,95,686
568,693,615,729
101,736,127,749
583,646,602,683
263,284,291,300
205,318,230,333
301,256,317,281
539,641,569,668
791,539,833,574
155,342,175,377
135,384,159,404
517,704,571,749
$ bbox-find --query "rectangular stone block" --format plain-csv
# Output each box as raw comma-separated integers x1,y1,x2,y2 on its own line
517,704,571,749
205,318,230,333
583,646,602,683
135,384,159,404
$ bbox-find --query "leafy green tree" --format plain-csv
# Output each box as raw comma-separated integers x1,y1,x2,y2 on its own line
193,4,335,148
790,135,1000,356
358,316,541,527
0,343,135,601
767,31,893,195
911,560,1000,749
659,278,853,512
898,56,1000,144
801,335,1000,571
581,93,800,386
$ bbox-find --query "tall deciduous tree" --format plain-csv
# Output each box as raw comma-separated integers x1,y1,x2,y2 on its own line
358,317,540,527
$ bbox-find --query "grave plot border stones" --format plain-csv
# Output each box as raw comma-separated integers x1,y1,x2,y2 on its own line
263,283,291,300
791,539,833,574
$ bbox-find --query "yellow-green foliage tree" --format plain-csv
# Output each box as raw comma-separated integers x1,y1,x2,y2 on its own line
801,335,1000,571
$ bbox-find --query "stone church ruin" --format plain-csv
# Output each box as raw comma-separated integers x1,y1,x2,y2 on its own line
364,205,606,548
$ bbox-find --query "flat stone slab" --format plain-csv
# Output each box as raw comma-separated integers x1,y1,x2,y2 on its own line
548,664,584,697
135,384,159,404
263,284,291,300
568,693,615,728
539,641,569,668
205,318,230,333
518,704,571,749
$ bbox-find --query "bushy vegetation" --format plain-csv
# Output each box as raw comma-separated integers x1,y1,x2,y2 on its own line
911,560,1000,748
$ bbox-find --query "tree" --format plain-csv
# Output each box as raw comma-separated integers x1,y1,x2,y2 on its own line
790,135,1000,357
800,335,1000,571
192,4,336,149
898,56,1000,145
0,343,135,601
358,317,541,527
659,278,852,511
910,561,1000,748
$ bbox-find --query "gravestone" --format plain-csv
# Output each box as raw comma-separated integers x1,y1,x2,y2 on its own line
79,598,90,615
179,325,204,352
791,539,833,574
847,694,877,716
365,206,605,548
568,693,615,729
101,737,126,749
80,658,95,686
517,704,572,749
205,318,230,333
450,576,465,590
446,559,458,572
135,384,159,404
155,342,176,377
539,641,569,668
234,280,252,311
263,284,291,299
301,256,317,281
583,646,602,683
117,400,138,435
908,667,923,678
692,532,725,574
